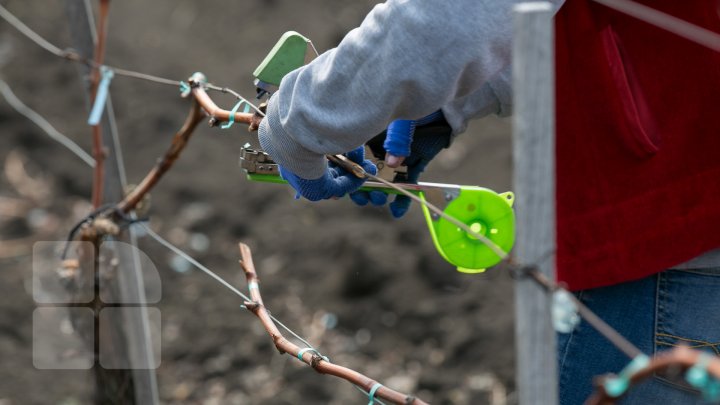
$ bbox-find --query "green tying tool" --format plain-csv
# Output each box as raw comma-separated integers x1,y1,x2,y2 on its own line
246,32,516,272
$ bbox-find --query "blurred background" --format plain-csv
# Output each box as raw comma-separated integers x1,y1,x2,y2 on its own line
0,0,516,403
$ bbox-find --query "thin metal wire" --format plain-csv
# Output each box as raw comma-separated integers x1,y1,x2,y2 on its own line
141,224,319,350
0,3,180,88
308,40,320,58
82,0,98,45
0,78,96,167
205,84,266,116
142,225,253,301
0,4,66,56
269,313,317,351
106,98,128,187
109,67,181,87
0,3,268,118
592,0,720,53
520,267,643,359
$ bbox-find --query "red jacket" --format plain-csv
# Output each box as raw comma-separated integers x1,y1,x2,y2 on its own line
555,0,720,290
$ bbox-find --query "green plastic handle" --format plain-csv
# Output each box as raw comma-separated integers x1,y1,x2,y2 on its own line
246,173,420,195
253,31,311,87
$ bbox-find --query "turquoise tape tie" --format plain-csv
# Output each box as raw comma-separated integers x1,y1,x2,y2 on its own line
221,100,246,129
552,290,580,334
179,81,190,95
87,66,115,125
297,348,312,361
367,383,383,405
686,353,720,402
296,347,329,363
603,354,650,398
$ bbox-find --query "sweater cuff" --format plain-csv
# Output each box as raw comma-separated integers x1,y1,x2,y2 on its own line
258,96,327,180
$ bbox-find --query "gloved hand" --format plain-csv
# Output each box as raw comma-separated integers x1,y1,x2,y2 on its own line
279,146,378,201
350,111,451,218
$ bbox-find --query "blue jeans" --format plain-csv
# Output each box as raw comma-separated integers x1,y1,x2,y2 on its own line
557,267,720,404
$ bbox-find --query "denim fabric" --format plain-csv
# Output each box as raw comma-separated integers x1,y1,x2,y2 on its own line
557,267,720,404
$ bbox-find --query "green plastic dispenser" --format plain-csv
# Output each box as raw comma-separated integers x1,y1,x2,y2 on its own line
420,188,515,273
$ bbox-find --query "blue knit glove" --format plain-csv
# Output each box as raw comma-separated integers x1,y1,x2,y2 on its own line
351,111,450,217
279,146,377,201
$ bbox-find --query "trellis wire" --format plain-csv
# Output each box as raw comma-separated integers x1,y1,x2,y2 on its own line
0,78,96,167
0,4,65,55
140,225,320,351
591,0,720,52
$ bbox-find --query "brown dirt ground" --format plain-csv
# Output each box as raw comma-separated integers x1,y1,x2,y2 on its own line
0,1,518,404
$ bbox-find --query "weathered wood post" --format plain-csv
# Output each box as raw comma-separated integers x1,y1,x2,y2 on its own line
65,1,159,404
512,2,558,405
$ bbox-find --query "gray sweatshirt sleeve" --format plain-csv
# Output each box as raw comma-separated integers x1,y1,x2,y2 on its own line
258,0,533,179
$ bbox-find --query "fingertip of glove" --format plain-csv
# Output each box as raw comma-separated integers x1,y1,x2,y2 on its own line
389,197,411,218
345,146,366,163
349,191,370,206
390,207,407,218
333,175,366,198
362,160,378,176
368,191,388,206
384,120,414,157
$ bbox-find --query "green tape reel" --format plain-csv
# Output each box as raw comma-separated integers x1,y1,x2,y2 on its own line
421,188,515,273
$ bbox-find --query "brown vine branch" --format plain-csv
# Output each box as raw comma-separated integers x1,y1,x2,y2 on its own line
116,99,203,213
88,0,111,208
115,73,264,214
237,243,427,405
187,73,255,127
586,345,720,405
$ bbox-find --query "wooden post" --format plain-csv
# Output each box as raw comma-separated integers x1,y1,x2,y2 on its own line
512,3,558,405
65,1,159,404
